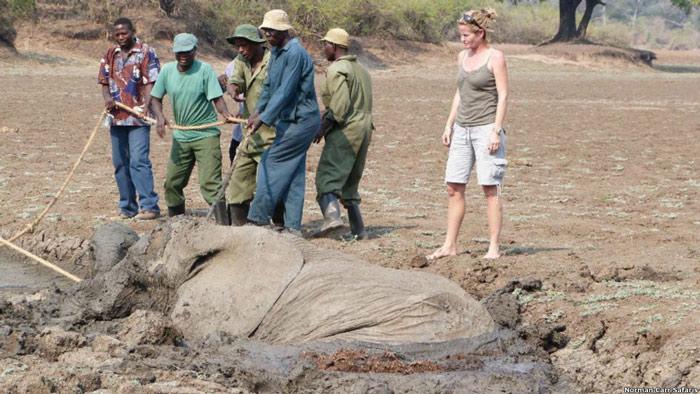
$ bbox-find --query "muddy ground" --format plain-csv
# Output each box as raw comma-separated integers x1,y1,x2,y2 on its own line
1,36,700,393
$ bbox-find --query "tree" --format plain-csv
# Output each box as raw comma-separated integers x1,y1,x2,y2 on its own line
670,0,700,14
550,0,604,42
549,0,699,42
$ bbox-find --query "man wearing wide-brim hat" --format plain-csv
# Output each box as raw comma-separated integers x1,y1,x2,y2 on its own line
245,9,320,234
314,28,374,240
221,24,277,226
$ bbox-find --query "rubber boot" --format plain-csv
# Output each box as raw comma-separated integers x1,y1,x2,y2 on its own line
317,193,343,236
168,204,185,217
212,200,230,225
228,202,249,226
271,202,285,228
346,203,368,240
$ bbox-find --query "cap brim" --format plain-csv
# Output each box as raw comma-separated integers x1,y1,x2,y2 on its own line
172,44,195,53
227,35,266,44
258,22,292,31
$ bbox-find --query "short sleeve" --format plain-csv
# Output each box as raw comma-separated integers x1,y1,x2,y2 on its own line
150,64,168,99
97,49,112,85
205,64,224,101
228,57,247,92
141,46,160,84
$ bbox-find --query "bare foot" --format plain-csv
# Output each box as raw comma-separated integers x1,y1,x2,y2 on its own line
483,246,501,259
427,245,457,261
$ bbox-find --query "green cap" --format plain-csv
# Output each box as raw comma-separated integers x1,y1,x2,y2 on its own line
172,33,197,52
226,24,266,45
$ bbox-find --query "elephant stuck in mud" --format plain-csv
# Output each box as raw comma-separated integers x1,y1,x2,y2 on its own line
80,220,496,345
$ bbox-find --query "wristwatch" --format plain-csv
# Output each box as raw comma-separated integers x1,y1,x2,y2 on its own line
496,127,506,134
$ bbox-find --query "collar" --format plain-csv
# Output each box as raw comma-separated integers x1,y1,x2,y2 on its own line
336,55,357,62
273,37,297,55
114,40,144,55
241,46,270,67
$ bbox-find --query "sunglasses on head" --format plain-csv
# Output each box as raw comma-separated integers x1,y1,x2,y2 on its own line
460,13,483,30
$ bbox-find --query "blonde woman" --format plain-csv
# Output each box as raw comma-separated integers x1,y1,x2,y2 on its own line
428,9,509,260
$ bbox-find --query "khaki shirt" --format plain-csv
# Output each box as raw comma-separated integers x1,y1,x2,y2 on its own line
321,55,373,151
228,49,271,118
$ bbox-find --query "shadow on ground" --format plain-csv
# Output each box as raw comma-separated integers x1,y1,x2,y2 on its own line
653,64,700,73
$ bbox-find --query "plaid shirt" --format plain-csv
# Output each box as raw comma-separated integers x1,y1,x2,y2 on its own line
98,40,160,126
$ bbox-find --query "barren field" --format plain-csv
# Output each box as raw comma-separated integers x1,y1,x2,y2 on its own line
1,41,700,393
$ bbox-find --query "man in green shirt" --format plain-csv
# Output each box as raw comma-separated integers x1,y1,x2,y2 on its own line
151,33,236,222
222,24,277,226
314,28,374,240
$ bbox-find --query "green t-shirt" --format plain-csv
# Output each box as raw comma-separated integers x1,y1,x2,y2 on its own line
151,60,223,142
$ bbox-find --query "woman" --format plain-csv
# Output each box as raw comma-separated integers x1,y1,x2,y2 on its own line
428,9,509,260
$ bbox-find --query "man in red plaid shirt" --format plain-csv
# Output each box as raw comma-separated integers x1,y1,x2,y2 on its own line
98,17,161,220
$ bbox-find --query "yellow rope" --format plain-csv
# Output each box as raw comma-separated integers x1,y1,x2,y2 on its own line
6,111,107,243
0,236,82,283
114,102,247,130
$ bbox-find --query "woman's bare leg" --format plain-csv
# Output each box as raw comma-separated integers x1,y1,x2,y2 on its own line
483,185,502,259
428,183,465,260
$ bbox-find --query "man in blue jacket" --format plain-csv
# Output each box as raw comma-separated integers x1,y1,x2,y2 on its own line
246,9,320,234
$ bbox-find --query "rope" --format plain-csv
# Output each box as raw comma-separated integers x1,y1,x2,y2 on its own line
5,111,107,244
0,237,82,283
114,102,247,130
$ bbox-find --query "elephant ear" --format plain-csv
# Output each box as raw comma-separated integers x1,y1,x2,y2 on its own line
170,226,304,341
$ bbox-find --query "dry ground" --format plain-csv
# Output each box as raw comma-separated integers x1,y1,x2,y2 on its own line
1,39,700,392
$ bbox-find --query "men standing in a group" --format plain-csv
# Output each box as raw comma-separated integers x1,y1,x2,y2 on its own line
222,24,276,226
150,33,236,223
98,17,161,220
314,28,373,240
246,10,320,234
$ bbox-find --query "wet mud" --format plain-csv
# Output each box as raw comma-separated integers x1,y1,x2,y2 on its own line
0,219,570,393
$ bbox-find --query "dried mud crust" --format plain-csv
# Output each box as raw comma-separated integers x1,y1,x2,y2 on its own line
1,43,700,392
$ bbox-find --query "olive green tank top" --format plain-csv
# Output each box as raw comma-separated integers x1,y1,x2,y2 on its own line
456,49,498,127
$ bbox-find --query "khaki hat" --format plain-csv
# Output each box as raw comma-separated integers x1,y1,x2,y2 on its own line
226,24,266,44
321,28,349,48
172,33,197,52
259,9,293,32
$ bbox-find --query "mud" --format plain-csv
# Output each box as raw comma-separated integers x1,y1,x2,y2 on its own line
3,38,700,392
0,250,71,295
0,220,567,393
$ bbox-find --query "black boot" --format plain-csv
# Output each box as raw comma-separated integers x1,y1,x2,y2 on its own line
168,204,185,217
346,203,368,240
317,193,343,236
271,202,285,228
228,202,250,226
212,200,230,225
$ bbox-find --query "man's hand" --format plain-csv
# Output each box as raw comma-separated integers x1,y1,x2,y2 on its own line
247,112,262,134
133,105,147,120
217,74,228,91
156,116,168,139
314,112,336,144
104,98,116,111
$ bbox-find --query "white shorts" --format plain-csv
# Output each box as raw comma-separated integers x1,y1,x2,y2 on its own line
445,123,507,185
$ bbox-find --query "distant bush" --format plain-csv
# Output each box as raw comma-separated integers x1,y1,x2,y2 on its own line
0,0,36,48
5,0,699,51
588,21,634,48
493,2,559,44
